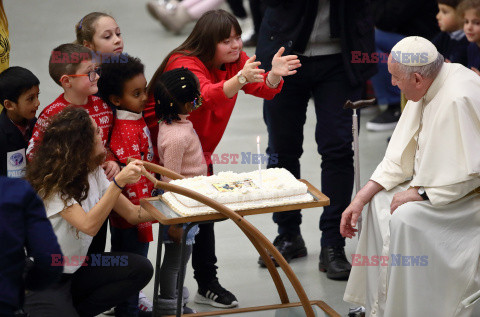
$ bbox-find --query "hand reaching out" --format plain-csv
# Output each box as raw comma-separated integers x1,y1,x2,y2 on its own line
271,47,301,77
241,55,265,83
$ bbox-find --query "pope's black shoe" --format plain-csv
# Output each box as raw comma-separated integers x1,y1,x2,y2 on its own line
258,234,307,267
319,246,351,280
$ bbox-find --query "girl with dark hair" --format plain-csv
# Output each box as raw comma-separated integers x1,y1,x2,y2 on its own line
153,67,205,315
24,106,155,317
143,9,300,309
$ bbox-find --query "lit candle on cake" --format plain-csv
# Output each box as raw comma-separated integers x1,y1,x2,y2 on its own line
257,136,263,187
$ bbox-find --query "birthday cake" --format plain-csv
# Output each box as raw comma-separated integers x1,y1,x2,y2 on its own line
161,168,314,216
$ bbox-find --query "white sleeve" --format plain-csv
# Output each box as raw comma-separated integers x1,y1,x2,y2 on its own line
44,193,77,218
426,178,480,206
95,167,111,197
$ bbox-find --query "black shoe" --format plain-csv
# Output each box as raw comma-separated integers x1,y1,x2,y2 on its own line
258,234,307,267
366,103,401,131
319,246,351,280
194,279,238,308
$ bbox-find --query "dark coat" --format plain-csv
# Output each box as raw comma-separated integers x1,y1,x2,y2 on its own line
256,0,377,87
0,110,36,176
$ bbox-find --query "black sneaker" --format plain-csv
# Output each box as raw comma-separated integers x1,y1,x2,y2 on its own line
366,104,401,131
258,234,307,267
319,246,351,280
194,279,238,308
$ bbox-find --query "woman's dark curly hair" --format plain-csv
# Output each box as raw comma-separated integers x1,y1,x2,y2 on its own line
153,67,200,124
26,106,100,206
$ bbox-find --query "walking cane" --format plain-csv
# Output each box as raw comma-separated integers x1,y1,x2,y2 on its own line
343,98,376,317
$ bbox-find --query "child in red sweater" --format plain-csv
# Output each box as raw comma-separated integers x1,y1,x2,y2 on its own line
97,53,156,316
153,67,206,315
27,43,119,179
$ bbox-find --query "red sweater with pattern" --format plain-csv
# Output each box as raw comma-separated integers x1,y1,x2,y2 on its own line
108,110,156,242
27,93,114,160
143,51,283,167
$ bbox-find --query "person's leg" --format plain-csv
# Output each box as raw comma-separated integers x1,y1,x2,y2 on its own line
71,252,153,317
192,222,217,288
367,29,405,132
185,0,225,19
158,243,193,315
24,277,80,317
310,54,362,279
191,222,237,308
110,227,150,316
226,0,247,18
258,59,311,267
264,57,311,237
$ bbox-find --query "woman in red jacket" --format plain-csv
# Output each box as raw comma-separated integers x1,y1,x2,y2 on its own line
143,9,300,309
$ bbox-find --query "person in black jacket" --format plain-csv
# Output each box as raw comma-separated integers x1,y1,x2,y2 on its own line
255,0,376,280
0,176,63,316
0,66,40,177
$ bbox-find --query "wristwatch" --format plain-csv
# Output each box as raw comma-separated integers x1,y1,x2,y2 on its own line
417,186,429,200
236,70,247,84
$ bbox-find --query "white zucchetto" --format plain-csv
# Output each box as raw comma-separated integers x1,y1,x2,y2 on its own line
390,36,438,66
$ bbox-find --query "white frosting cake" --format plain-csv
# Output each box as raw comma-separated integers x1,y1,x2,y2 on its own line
161,168,314,216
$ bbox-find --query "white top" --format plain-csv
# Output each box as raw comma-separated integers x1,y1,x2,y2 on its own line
371,63,480,205
45,167,110,273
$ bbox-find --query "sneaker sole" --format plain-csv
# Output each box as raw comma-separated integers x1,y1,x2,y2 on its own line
194,293,238,308
366,121,398,131
258,247,308,267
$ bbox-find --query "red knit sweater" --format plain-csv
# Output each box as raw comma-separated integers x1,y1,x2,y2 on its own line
108,110,156,242
27,93,114,160
143,51,283,167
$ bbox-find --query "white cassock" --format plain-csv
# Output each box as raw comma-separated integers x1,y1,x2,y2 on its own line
344,63,480,316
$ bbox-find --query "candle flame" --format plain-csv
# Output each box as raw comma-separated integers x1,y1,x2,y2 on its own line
257,136,260,143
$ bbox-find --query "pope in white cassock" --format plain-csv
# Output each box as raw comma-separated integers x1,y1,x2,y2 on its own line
341,36,480,317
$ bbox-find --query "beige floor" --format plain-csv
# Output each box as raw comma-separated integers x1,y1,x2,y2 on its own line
6,0,394,315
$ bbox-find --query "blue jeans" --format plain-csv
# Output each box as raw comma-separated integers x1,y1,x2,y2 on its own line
370,29,404,105
110,226,149,316
263,53,362,248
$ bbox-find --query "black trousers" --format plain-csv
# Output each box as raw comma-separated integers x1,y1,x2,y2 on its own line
24,252,153,317
264,54,362,248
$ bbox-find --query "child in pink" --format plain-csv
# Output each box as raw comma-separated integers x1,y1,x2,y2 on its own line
154,67,206,315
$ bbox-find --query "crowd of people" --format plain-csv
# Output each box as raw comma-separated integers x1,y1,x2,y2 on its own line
0,0,479,316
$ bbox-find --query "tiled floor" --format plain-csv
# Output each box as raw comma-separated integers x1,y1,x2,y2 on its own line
6,1,394,315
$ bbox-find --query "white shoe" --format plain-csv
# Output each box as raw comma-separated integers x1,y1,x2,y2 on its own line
139,291,153,312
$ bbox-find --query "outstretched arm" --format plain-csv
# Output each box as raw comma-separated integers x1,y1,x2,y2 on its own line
340,180,384,238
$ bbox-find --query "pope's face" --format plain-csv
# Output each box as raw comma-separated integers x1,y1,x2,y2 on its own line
388,55,424,102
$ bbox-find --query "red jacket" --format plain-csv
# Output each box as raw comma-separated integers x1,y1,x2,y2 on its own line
108,110,156,242
143,51,283,167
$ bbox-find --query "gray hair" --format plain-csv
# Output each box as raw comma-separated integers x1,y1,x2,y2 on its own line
394,52,444,79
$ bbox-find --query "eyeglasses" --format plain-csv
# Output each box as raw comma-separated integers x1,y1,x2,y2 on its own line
193,95,203,110
68,68,102,82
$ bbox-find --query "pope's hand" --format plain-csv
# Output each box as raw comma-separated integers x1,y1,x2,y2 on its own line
340,200,364,238
390,187,423,214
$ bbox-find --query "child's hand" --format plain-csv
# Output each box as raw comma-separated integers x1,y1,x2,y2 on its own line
102,161,121,181
167,225,184,244
471,67,480,76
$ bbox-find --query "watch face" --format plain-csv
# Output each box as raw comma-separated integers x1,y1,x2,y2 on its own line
238,75,246,84
418,187,425,195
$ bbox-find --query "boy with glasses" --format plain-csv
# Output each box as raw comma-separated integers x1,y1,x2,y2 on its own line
27,43,119,181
